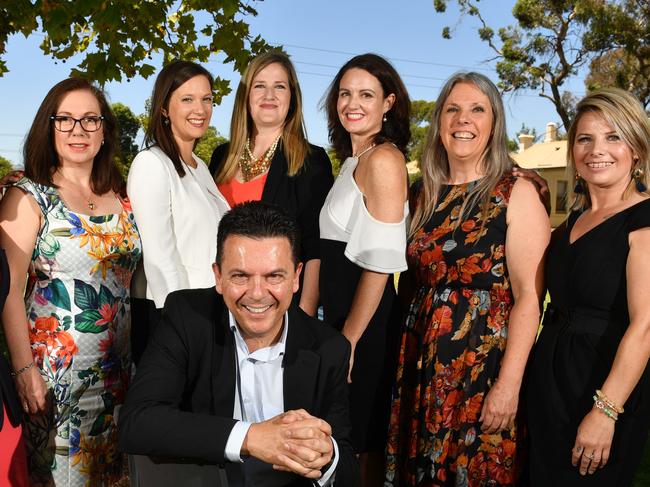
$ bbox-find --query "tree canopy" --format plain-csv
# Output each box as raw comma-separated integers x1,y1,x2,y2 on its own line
409,100,436,162
434,0,650,129
194,126,228,164
2,0,270,101
0,155,14,178
112,103,141,163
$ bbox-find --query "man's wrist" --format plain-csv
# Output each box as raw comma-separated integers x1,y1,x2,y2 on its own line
225,421,252,462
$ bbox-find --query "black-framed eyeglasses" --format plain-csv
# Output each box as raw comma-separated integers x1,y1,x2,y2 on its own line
50,115,104,132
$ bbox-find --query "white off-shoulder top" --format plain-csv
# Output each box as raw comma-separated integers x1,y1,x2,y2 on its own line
319,156,408,273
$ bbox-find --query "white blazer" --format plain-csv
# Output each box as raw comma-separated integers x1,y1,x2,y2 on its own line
127,146,230,308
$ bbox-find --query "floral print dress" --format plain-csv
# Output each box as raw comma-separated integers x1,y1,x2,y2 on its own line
15,178,141,486
386,175,520,487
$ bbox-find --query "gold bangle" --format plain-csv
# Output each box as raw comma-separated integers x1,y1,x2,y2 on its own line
596,389,624,414
11,361,35,377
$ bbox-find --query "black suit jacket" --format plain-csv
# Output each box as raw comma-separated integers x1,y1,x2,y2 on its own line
118,288,359,486
209,143,333,264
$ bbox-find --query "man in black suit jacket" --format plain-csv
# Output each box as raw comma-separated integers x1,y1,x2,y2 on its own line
118,201,358,486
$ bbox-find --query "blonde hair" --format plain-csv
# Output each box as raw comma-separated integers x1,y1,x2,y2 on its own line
215,51,310,183
410,72,514,237
567,87,650,211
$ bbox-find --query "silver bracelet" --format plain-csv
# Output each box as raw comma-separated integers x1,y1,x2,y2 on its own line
11,361,35,377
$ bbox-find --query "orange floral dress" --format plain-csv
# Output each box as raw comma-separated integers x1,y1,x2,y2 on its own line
386,175,520,486
15,178,141,486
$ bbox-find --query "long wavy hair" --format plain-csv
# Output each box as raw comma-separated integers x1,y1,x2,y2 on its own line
323,53,411,160
567,87,650,211
144,60,214,178
410,72,514,237
24,77,123,195
215,51,310,183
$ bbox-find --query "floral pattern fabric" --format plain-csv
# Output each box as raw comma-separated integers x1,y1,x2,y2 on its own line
15,178,141,486
386,175,519,486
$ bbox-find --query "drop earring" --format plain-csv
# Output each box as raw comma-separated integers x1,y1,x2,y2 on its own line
382,113,387,123
633,166,647,192
573,173,584,194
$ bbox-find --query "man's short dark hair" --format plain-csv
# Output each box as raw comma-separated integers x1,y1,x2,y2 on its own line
216,201,301,267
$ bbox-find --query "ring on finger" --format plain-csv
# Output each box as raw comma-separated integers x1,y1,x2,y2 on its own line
585,452,595,460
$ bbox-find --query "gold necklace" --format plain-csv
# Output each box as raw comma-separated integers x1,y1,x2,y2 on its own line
239,135,281,182
60,176,96,211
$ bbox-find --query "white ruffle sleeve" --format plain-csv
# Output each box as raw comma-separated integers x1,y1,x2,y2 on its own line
344,197,408,273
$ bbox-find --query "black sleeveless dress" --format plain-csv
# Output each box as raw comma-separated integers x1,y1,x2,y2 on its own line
527,198,650,486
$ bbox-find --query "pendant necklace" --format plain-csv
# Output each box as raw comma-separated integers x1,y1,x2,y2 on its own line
61,176,96,212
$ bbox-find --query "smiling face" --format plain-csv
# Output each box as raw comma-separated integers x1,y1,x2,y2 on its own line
164,74,213,145
336,68,394,142
248,62,291,132
53,89,104,168
573,111,637,192
214,235,302,351
439,82,493,167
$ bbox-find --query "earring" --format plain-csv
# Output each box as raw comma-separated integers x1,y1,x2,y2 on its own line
633,166,647,192
573,173,584,194
163,116,170,126
382,113,387,123
101,140,104,146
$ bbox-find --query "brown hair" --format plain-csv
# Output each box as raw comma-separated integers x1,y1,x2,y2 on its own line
410,72,514,237
323,53,411,161
145,60,214,177
23,78,123,194
214,51,310,183
567,87,650,210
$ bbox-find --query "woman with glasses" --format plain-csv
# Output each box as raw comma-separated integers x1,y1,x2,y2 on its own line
127,61,229,362
0,78,141,484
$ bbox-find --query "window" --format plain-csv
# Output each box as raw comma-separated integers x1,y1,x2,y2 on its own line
555,179,568,214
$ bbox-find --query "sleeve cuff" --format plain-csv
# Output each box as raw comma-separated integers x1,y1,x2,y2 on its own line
316,437,338,486
224,421,252,462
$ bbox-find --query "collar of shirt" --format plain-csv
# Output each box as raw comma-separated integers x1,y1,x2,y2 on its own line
229,311,288,363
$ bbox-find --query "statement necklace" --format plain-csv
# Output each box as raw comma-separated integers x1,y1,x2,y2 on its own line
239,135,281,182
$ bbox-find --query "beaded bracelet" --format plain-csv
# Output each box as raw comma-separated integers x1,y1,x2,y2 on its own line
593,395,619,421
595,389,624,414
11,361,35,377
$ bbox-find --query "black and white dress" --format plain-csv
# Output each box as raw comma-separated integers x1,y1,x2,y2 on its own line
319,154,408,453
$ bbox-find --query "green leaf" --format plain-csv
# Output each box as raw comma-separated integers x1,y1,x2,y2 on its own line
89,215,110,224
61,315,72,330
74,279,98,310
98,284,115,306
89,412,111,436
74,309,106,333
50,228,72,237
49,278,71,311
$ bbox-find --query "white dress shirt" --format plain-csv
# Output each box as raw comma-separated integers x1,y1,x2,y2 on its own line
224,313,338,486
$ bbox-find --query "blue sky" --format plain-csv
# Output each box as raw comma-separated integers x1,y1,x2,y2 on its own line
0,0,588,165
